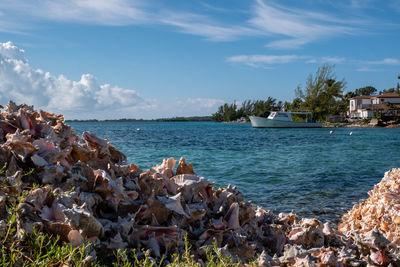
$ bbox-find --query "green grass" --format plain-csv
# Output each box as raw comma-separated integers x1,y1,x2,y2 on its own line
0,168,259,266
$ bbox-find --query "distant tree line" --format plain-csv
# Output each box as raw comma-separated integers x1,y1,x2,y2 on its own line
211,97,282,122
212,65,400,122
67,116,212,123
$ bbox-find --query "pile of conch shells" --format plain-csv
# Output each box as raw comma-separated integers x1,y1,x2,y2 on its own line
0,101,399,266
339,169,400,265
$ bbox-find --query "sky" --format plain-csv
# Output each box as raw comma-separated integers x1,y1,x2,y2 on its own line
0,0,399,119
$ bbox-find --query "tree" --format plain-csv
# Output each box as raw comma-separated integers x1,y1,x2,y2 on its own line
252,97,277,117
295,65,346,121
354,86,376,96
211,97,279,122
380,88,395,94
287,98,302,111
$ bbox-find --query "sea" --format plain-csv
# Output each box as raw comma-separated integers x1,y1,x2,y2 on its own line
68,121,400,223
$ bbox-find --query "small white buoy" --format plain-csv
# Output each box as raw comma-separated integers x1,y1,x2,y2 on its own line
137,128,141,131
349,132,353,136
329,130,334,134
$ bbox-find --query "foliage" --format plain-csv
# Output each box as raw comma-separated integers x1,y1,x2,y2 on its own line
0,188,92,266
354,86,377,96
0,181,259,266
211,97,279,122
373,110,383,120
108,236,258,267
361,118,371,124
295,64,346,121
212,65,400,123
379,87,400,94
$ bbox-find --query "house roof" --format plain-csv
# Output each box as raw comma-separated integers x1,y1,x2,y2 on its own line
350,95,374,99
350,93,400,100
376,93,400,98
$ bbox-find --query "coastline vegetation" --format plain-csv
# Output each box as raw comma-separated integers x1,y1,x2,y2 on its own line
212,64,399,122
67,116,213,123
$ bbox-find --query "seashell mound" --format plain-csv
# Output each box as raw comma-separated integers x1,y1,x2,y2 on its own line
0,101,399,265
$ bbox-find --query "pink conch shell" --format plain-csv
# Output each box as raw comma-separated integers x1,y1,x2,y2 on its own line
82,131,108,148
157,192,189,218
32,139,57,156
152,157,177,178
8,141,36,161
63,204,104,238
224,202,240,230
176,157,194,175
41,203,66,222
107,233,128,249
68,230,83,247
31,154,48,166
0,120,17,134
370,250,385,265
323,222,334,236
19,110,34,134
172,174,210,202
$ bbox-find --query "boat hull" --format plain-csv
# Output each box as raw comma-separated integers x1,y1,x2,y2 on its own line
249,116,322,128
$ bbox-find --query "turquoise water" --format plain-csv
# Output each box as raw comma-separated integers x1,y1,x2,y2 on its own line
68,121,400,222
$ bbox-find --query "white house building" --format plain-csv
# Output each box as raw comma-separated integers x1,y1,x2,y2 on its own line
349,93,400,119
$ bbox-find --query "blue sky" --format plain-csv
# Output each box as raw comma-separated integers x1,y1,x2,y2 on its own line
0,0,399,119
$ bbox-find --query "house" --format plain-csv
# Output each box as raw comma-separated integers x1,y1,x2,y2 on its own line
349,93,400,119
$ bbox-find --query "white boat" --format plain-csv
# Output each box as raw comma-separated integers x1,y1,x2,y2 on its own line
249,112,322,128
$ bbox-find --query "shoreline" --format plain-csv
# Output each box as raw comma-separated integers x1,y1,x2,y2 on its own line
324,122,400,128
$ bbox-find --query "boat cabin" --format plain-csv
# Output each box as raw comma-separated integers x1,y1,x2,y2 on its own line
268,112,292,121
268,112,313,122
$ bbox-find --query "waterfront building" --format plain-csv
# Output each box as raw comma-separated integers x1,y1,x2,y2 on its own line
349,93,400,119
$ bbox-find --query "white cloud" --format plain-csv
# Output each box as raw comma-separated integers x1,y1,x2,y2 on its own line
227,54,302,67
265,39,309,50
305,58,318,64
0,41,26,61
0,41,225,119
0,0,149,26
368,58,400,65
159,11,257,42
349,0,377,9
0,41,152,119
0,0,368,48
250,0,359,49
227,54,351,67
169,98,225,116
321,56,347,64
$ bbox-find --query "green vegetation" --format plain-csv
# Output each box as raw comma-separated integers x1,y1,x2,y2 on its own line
379,87,400,95
213,64,346,122
294,65,346,121
107,236,258,267
0,170,258,266
212,66,400,123
344,86,377,98
1,208,257,266
211,97,280,122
